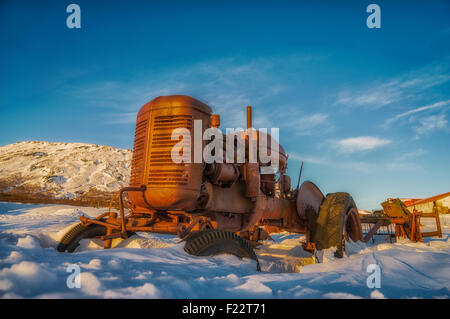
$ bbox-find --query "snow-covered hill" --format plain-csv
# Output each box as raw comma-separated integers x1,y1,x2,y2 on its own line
0,141,131,203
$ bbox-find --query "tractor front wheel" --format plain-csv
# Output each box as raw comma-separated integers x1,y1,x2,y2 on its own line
57,222,135,253
312,192,362,259
57,223,107,252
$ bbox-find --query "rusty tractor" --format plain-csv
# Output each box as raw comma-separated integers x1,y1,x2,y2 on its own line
57,95,364,270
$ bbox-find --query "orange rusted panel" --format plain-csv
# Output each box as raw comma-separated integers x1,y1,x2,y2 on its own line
129,95,212,211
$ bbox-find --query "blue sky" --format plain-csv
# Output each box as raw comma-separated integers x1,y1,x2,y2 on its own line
1,0,449,209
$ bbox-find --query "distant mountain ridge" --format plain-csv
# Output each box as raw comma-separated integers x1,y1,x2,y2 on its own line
0,141,132,206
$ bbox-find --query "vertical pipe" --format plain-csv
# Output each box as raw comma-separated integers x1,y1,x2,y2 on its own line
211,114,220,128
119,188,126,234
117,186,148,235
246,106,252,129
296,161,304,190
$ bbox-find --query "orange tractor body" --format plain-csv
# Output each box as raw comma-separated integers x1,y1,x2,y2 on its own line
59,95,364,266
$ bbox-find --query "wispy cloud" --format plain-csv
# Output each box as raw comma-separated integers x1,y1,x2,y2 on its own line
61,54,331,133
104,112,138,124
393,148,426,161
293,113,329,129
382,100,450,137
385,100,450,125
289,152,328,165
65,57,291,126
335,62,450,109
253,106,331,136
415,114,448,137
336,87,398,108
289,113,332,136
334,136,391,153
290,151,420,173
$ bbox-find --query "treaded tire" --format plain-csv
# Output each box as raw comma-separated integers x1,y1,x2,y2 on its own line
184,230,261,271
313,192,358,258
57,223,107,253
57,222,135,253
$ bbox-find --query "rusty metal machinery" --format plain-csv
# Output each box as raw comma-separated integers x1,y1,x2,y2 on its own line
360,198,442,243
58,95,365,268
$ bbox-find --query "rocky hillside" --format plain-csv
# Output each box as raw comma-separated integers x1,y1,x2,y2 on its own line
0,141,132,206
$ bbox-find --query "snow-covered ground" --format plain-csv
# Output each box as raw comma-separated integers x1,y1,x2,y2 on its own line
0,202,449,299
0,141,131,199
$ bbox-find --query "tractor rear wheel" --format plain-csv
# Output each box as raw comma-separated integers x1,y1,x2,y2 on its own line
313,192,362,258
184,230,261,271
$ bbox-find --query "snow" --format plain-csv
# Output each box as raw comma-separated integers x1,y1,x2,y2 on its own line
0,141,131,199
0,201,449,299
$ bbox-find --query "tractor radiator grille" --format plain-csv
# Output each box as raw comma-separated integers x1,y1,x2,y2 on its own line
148,115,192,186
130,116,148,186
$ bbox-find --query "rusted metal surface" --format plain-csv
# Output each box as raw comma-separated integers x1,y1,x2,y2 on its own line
362,219,387,242
244,163,260,198
279,174,291,197
205,163,239,186
129,95,212,212
381,198,409,218
360,198,442,243
202,181,253,214
211,114,220,128
345,207,363,242
261,174,276,196
296,181,324,221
